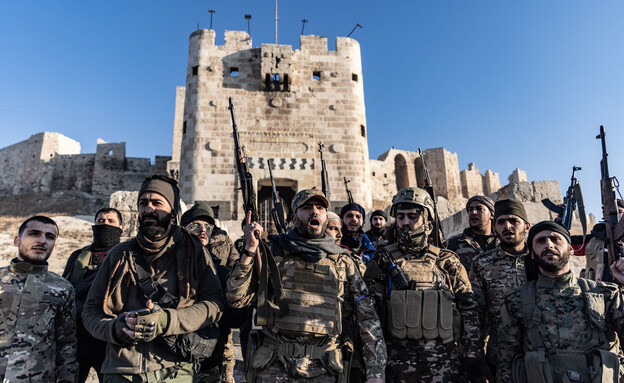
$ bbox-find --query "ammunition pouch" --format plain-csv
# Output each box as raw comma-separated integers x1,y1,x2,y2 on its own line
388,289,454,343
161,324,219,363
518,349,620,383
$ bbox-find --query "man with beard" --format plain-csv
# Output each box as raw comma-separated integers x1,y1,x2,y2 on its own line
364,187,480,382
447,195,497,271
63,208,124,383
180,202,240,383
469,199,531,380
227,188,386,383
340,203,376,264
365,210,388,245
0,216,78,382
498,221,624,383
83,176,223,382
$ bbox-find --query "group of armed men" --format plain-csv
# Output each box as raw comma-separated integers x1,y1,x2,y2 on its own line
3,174,624,383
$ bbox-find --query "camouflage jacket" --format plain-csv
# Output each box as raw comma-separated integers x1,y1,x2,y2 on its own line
208,228,239,270
497,272,624,383
469,243,528,363
366,244,481,359
226,237,387,380
0,259,78,383
446,228,497,271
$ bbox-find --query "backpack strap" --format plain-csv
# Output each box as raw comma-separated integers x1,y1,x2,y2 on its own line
520,280,546,350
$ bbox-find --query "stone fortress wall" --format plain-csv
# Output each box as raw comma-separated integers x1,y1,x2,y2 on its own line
0,30,577,239
169,30,546,235
0,132,169,198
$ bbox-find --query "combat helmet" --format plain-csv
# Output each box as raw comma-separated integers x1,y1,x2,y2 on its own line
390,187,434,219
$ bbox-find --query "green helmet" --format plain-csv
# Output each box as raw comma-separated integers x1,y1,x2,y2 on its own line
390,187,435,218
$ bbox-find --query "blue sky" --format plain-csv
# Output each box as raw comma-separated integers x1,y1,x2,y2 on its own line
2,1,624,218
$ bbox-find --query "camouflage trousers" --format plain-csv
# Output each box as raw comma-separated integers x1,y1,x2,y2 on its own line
222,331,236,383
386,341,462,383
102,363,196,383
253,359,337,383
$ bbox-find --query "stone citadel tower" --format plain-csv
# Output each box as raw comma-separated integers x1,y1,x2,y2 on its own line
171,29,371,223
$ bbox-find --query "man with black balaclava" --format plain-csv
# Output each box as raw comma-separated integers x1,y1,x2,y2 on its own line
82,175,223,382
63,207,124,383
340,202,376,264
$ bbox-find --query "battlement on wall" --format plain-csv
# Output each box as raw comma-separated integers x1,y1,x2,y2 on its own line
189,29,359,54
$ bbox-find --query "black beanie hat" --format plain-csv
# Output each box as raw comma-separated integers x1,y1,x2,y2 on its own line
180,202,215,227
467,195,495,215
527,220,571,253
340,203,366,219
494,199,528,223
138,176,180,217
369,210,388,224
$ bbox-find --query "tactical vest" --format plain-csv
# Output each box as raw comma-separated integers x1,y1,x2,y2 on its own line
67,246,93,285
514,278,620,383
269,252,346,337
386,244,455,343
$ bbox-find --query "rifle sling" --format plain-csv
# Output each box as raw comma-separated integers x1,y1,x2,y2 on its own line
255,239,289,326
131,247,179,309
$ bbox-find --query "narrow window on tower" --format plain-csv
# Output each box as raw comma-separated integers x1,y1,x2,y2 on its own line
230,68,239,77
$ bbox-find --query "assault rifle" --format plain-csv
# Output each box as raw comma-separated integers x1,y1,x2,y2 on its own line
364,247,409,291
318,142,331,205
597,125,624,281
229,97,288,323
267,159,287,234
418,149,445,248
343,177,354,204
541,166,587,243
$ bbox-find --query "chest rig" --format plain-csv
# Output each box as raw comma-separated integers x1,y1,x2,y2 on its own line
385,244,455,343
269,252,347,337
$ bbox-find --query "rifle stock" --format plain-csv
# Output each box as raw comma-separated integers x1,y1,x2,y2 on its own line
318,142,331,207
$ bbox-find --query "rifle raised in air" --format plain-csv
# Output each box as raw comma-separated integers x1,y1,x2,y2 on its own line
343,177,354,204
597,125,624,281
418,148,445,248
267,159,287,234
541,166,587,243
318,142,331,206
229,97,288,323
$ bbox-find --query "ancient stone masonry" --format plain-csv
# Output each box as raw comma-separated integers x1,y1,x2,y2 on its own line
171,30,516,230
0,132,169,200
172,30,370,223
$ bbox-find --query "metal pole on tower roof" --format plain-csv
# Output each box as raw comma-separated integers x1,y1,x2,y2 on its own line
274,0,278,44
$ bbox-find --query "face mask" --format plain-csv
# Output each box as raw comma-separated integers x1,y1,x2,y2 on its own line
92,224,123,252
396,223,428,254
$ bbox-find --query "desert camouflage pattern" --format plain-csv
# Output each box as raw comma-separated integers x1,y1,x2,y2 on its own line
227,250,386,381
497,272,624,383
0,259,78,383
208,228,240,270
469,242,527,364
446,228,496,271
367,245,480,382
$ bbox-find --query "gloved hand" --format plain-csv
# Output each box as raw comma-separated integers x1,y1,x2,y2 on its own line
134,304,169,342
461,356,484,383
113,313,135,346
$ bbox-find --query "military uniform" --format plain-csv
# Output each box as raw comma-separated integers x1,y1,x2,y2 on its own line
364,187,481,383
205,228,241,383
497,272,624,383
367,243,480,382
446,228,496,272
469,242,528,367
0,259,78,382
227,232,386,382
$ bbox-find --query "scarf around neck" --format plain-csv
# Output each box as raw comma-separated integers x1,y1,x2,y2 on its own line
272,229,348,263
